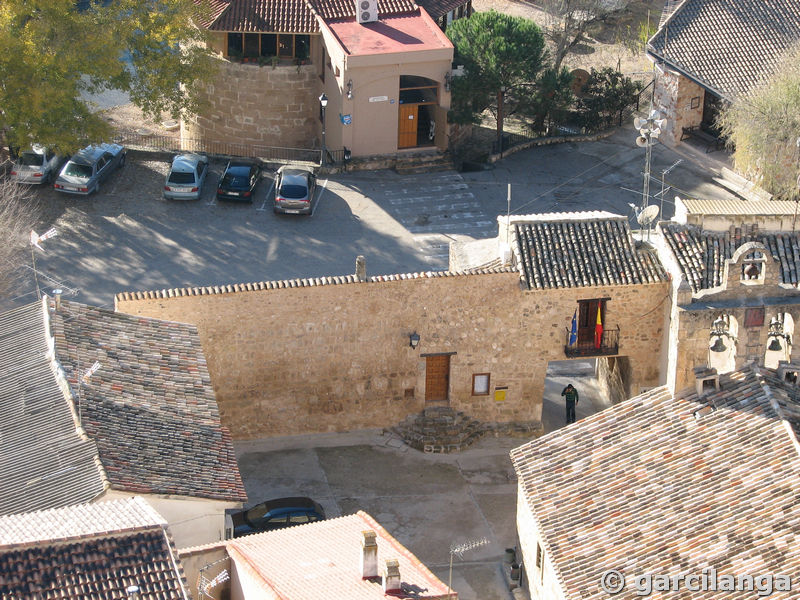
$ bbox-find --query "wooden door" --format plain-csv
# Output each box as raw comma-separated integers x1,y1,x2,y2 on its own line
398,104,418,148
578,300,603,344
425,354,450,404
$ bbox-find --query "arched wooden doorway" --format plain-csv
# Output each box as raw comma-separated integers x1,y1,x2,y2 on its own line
398,76,439,149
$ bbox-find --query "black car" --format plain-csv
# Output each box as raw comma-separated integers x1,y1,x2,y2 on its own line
217,159,261,202
228,497,325,537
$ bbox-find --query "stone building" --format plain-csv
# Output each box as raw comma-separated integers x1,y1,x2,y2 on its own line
510,365,800,600
652,209,800,392
647,0,800,146
114,211,670,440
187,0,468,158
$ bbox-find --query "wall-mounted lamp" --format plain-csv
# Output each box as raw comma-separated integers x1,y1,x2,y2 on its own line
346,79,353,100
409,332,420,349
444,71,452,93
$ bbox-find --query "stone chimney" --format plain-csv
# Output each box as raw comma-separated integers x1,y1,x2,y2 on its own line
382,559,401,593
53,288,63,311
356,255,367,282
693,365,719,396
361,530,378,579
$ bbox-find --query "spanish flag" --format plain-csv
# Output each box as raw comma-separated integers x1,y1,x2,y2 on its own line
594,307,603,349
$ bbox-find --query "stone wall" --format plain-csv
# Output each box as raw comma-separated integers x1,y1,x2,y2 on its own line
182,55,320,150
115,272,669,439
596,356,632,405
653,68,704,145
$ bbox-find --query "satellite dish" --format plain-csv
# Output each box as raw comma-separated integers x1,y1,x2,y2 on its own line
637,204,660,226
636,136,649,147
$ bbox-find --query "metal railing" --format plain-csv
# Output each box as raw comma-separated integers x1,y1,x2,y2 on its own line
563,325,620,358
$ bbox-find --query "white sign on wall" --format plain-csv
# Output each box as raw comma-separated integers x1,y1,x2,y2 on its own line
369,96,389,103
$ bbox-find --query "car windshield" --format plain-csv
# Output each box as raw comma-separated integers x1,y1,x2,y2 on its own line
221,173,249,188
168,171,195,184
63,162,93,178
279,174,308,199
18,152,43,167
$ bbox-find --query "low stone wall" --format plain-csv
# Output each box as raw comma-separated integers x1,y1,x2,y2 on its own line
183,57,319,150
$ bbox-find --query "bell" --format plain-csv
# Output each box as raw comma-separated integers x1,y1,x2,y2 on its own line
768,337,783,352
710,337,727,353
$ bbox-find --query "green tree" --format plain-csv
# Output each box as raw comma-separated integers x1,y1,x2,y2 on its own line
576,67,642,131
447,11,548,149
521,67,574,134
0,0,214,153
717,45,800,199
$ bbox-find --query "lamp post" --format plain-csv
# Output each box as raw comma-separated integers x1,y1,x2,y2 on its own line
319,93,328,167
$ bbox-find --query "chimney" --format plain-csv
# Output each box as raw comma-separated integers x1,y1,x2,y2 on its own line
693,365,719,397
355,255,367,282
53,288,63,311
361,530,378,579
382,559,401,593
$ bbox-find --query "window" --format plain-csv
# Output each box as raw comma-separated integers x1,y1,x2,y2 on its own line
226,32,310,59
261,33,277,57
227,33,243,56
244,33,260,57
472,373,490,395
278,35,293,58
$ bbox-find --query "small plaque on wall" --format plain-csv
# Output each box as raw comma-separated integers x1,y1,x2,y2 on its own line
690,96,701,109
494,386,508,402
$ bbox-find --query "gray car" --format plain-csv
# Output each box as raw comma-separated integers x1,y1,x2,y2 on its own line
163,153,209,200
53,143,126,195
10,145,64,185
274,165,316,215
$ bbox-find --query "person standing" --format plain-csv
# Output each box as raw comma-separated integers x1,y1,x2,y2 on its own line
561,384,579,425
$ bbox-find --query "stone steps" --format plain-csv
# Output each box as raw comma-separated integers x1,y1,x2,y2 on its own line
394,151,455,175
389,406,488,453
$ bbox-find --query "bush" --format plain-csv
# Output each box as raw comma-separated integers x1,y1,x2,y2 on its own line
575,68,642,131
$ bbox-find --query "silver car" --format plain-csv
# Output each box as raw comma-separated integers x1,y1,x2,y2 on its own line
163,153,209,200
274,165,317,215
10,146,64,185
53,143,126,195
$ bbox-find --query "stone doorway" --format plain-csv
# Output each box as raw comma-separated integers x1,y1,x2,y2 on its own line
541,359,612,434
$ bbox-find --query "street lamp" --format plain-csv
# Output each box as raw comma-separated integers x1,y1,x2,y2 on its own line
319,93,328,167
633,110,666,211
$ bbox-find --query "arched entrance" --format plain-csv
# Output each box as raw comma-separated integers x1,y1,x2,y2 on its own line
398,76,439,149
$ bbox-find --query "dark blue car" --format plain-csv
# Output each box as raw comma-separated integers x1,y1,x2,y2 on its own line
217,159,261,202
228,497,326,537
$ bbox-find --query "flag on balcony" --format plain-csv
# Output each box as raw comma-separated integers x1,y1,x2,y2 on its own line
594,307,603,349
569,310,577,346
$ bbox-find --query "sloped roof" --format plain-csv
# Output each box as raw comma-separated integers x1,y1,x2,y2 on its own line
680,198,798,216
0,302,105,516
228,511,449,599
416,0,465,20
205,0,319,33
309,0,418,21
0,498,189,600
648,0,800,99
510,367,800,600
660,222,800,292
511,212,668,290
48,299,247,503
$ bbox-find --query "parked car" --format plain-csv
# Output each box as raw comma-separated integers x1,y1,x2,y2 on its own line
274,165,317,215
53,143,126,195
217,159,261,202
163,153,209,200
227,497,325,537
10,146,64,184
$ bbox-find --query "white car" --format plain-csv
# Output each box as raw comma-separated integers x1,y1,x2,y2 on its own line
53,143,126,195
163,153,209,200
10,146,64,185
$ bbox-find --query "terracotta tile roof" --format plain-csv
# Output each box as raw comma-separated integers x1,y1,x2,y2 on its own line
48,299,247,503
0,301,105,516
193,0,233,28
228,511,450,599
680,198,798,216
0,497,164,547
660,222,800,292
416,0,466,20
510,367,800,600
309,0,418,20
511,212,668,289
115,266,517,301
205,0,319,33
0,499,189,600
648,0,800,99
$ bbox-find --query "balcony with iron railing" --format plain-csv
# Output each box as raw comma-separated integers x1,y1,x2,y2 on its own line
564,325,620,358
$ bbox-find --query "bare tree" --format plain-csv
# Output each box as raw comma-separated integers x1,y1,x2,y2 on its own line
541,0,631,72
0,167,42,299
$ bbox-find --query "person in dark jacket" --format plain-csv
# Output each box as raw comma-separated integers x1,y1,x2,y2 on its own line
561,384,579,424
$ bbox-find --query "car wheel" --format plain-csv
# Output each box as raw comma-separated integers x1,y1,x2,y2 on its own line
273,206,280,215
95,181,101,194
119,153,126,168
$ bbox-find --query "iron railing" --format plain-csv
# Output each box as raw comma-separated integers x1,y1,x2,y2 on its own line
564,325,620,358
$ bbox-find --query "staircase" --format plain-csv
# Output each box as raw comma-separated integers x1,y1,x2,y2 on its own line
389,406,487,453
394,150,455,175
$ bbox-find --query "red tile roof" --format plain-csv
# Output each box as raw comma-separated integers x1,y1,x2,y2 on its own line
309,0,418,20
228,511,450,599
206,0,318,33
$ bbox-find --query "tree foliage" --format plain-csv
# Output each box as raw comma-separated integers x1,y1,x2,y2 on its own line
717,45,800,199
447,11,548,126
0,0,215,153
520,67,574,134
541,0,630,71
576,67,642,131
